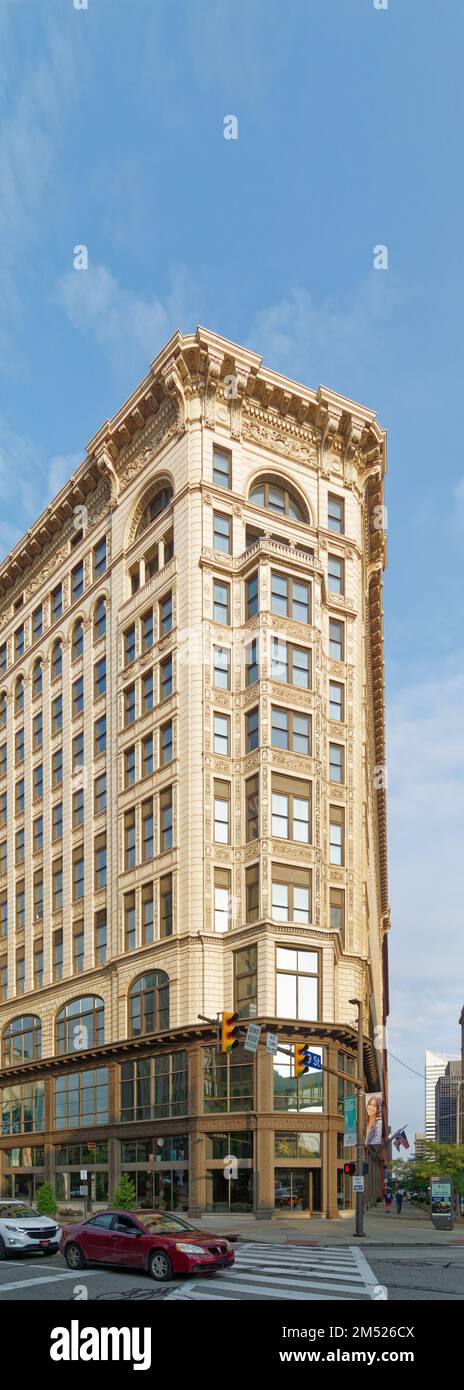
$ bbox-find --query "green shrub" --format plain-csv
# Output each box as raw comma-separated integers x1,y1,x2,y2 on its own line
112,1174,136,1210
35,1183,58,1217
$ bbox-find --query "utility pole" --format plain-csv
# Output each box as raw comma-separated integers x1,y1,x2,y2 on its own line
350,996,364,1237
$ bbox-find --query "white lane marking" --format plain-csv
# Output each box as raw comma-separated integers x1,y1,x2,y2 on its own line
349,1245,389,1300
0,1270,101,1293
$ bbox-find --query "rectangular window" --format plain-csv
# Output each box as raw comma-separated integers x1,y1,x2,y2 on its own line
213,712,230,756
95,910,107,965
34,941,43,989
52,860,63,913
329,617,344,661
52,802,63,842
276,946,319,1021
160,656,173,700
245,774,259,842
72,732,84,772
0,955,7,1000
51,584,62,621
33,711,43,750
0,840,6,875
94,657,106,699
203,1046,254,1113
142,799,154,862
213,512,231,554
94,536,107,578
329,681,344,722
141,883,154,945
271,638,310,689
142,734,154,778
0,744,6,777
159,591,173,635
15,828,25,865
141,610,154,653
329,806,344,865
124,893,136,951
271,572,310,623
328,494,344,534
213,445,231,489
52,747,63,788
32,604,43,641
94,773,106,814
245,706,259,752
160,873,173,938
33,763,43,801
142,670,154,713
15,727,25,765
33,815,43,853
71,561,84,601
328,553,344,595
54,1068,108,1130
16,880,25,931
73,922,84,975
51,694,62,735
94,833,107,890
329,743,344,783
246,572,259,618
160,787,173,852
0,891,6,938
124,810,136,869
214,780,230,844
213,580,230,626
245,864,259,924
124,745,136,787
271,775,311,843
160,721,172,766
94,714,107,754
330,887,345,935
0,791,6,825
213,646,230,690
72,677,84,719
15,624,25,659
15,779,24,815
214,867,230,934
73,847,84,901
245,637,259,686
16,951,25,994
0,644,6,675
234,945,257,1019
124,624,136,666
53,929,63,982
271,706,310,755
271,866,311,924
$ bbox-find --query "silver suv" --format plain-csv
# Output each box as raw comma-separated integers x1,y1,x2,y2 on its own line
0,1200,61,1257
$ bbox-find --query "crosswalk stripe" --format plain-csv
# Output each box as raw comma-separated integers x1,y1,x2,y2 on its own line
166,1242,382,1302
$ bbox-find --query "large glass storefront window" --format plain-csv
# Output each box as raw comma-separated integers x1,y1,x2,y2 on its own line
120,1052,188,1122
1,1082,44,1135
274,1167,322,1213
54,1068,108,1129
121,1136,188,1211
0,1145,44,1199
273,1046,323,1112
54,1142,109,1204
204,1131,253,1212
203,1048,254,1113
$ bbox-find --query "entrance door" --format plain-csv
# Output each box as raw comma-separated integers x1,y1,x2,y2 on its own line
206,1169,253,1212
14,1174,33,1202
274,1168,322,1213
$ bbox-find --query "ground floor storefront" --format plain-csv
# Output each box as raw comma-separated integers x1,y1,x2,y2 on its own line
0,1019,384,1219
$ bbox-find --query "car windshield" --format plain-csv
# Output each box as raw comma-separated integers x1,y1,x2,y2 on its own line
0,1204,40,1220
137,1213,194,1235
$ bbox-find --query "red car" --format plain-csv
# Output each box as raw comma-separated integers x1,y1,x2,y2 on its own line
60,1209,234,1282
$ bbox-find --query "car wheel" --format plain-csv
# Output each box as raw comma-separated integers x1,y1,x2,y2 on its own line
148,1249,173,1282
65,1242,86,1271
0,1237,6,1261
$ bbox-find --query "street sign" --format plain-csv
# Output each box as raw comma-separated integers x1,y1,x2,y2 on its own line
353,1176,364,1193
79,1185,88,1196
244,1023,262,1054
80,1170,87,1181
306,1051,322,1070
344,1095,357,1147
265,1032,279,1056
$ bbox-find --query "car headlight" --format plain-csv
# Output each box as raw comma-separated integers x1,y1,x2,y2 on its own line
175,1243,208,1255
5,1225,23,1233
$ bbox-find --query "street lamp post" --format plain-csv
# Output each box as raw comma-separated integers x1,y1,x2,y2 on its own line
349,996,364,1238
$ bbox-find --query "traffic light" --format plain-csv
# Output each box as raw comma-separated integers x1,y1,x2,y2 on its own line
344,1162,356,1176
294,1043,310,1077
221,1010,239,1053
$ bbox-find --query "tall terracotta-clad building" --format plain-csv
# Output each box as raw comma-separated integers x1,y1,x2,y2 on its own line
0,328,389,1218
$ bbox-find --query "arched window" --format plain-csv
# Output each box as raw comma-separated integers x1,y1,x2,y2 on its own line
14,677,24,716
32,659,43,699
72,620,84,662
55,996,104,1055
136,485,173,540
248,476,308,523
51,640,62,681
3,1015,42,1066
129,971,169,1038
0,691,6,728
93,596,106,643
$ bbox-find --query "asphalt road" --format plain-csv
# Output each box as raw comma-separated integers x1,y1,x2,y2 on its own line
0,1245,463,1301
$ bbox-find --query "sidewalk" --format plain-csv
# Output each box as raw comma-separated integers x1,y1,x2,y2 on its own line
188,1205,464,1246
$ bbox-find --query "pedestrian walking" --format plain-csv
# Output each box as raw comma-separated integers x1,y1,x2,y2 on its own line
395,1189,403,1215
384,1189,393,1214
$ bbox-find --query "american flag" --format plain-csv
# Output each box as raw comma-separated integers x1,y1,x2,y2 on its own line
393,1129,410,1152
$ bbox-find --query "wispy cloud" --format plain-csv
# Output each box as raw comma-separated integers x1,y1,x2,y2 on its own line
0,19,79,244
54,260,201,376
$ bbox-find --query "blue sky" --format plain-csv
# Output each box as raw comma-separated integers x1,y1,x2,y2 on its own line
1,0,463,1137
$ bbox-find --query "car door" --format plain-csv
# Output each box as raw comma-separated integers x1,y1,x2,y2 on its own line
110,1213,145,1268
80,1212,120,1263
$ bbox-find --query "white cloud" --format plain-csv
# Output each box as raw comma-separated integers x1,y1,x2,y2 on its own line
47,452,82,497
0,20,79,243
248,277,402,392
55,261,200,377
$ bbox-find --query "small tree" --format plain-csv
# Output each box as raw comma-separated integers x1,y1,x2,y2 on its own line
35,1183,58,1217
112,1174,136,1210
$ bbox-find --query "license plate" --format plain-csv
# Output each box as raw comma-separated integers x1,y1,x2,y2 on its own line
40,1241,50,1246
